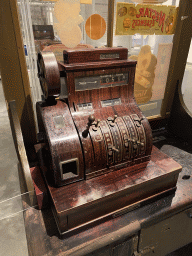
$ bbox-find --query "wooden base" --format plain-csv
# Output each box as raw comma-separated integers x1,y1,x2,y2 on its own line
35,146,181,235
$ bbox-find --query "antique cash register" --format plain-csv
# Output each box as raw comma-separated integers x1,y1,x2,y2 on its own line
36,47,181,234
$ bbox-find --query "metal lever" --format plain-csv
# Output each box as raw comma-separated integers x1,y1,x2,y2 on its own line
111,146,119,153
131,139,144,148
95,119,100,127
133,116,144,127
137,141,144,147
88,115,95,126
108,115,118,127
108,144,119,153
112,115,117,122
92,119,100,131
82,115,95,137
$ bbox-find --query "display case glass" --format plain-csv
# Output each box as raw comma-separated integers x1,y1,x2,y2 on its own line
182,39,192,114
17,0,180,119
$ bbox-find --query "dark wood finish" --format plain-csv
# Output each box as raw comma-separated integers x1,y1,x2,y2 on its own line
68,110,95,176
37,100,84,187
37,146,181,234
61,49,151,179
37,51,61,99
22,135,192,256
63,47,128,64
35,47,180,235
37,99,153,181
38,48,153,184
65,66,136,108
42,43,94,62
58,59,136,72
30,166,49,210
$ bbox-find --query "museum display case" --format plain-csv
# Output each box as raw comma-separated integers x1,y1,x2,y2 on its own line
16,0,180,118
1,0,192,255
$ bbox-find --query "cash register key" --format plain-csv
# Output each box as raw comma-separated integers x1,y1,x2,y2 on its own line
111,146,119,153
82,115,96,137
108,144,119,152
92,119,100,131
107,115,117,123
133,116,144,127
88,115,95,125
137,141,144,147
108,144,113,156
113,115,117,122
108,115,118,127
108,150,113,156
95,119,100,127
124,141,129,148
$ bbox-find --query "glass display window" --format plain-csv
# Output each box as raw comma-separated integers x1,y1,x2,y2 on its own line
182,39,192,114
114,0,180,118
16,0,189,122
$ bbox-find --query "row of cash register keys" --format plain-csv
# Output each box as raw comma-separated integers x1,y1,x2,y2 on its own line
84,113,146,166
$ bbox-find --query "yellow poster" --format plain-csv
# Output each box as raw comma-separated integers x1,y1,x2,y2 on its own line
116,3,178,35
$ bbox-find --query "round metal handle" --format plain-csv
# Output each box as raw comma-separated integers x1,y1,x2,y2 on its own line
88,115,95,125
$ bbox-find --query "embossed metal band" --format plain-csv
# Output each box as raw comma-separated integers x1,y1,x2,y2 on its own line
107,119,123,164
130,114,146,156
115,117,131,160
99,120,114,166
123,116,139,159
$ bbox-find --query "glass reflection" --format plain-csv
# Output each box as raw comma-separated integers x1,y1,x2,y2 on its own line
182,39,192,114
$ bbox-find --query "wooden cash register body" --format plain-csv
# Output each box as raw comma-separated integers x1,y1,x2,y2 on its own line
36,48,181,234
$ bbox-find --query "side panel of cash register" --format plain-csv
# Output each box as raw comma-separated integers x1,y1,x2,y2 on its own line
36,101,85,186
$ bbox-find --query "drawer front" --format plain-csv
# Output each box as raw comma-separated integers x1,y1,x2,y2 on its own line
90,236,138,256
138,208,192,256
